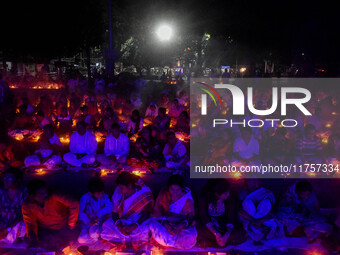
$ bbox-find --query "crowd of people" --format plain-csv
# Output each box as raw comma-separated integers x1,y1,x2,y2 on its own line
0,168,337,252
1,74,340,253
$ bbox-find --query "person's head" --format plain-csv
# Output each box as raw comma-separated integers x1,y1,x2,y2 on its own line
3,167,22,190
173,99,179,106
88,177,105,199
115,172,139,194
43,124,54,139
167,174,185,198
131,110,140,121
167,132,177,146
27,179,48,205
76,121,87,135
304,124,316,139
150,104,156,111
245,179,260,192
36,110,45,122
111,123,121,138
240,126,252,140
158,107,166,117
61,106,68,116
295,180,313,202
179,111,189,120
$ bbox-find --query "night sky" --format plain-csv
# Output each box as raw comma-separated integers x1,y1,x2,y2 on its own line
2,0,340,66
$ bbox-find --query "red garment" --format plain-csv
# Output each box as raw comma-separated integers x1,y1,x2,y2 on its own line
22,193,79,236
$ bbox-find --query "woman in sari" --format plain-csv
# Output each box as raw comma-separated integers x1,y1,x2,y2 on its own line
150,174,197,249
101,172,154,249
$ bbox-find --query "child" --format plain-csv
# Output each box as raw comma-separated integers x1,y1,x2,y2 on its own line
78,178,113,244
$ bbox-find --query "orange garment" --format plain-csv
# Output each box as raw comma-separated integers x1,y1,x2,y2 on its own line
22,193,79,236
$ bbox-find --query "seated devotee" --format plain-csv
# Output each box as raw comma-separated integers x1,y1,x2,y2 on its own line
97,123,129,167
101,172,154,249
11,104,33,130
158,93,170,109
296,124,325,164
78,178,113,244
175,110,190,134
22,179,79,251
197,179,246,248
168,99,184,118
97,107,118,133
277,180,332,242
55,106,72,135
24,124,63,170
163,132,188,169
239,179,284,243
63,121,98,168
0,168,26,244
132,127,161,162
127,110,144,137
34,110,53,129
231,127,260,167
20,97,35,115
69,92,82,117
145,103,158,119
154,107,170,131
262,127,293,164
150,174,197,249
78,105,96,129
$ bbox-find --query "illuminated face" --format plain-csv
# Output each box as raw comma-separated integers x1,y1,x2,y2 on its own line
298,191,312,202
169,184,182,198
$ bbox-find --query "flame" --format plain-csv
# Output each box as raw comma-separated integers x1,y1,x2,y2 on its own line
232,172,242,178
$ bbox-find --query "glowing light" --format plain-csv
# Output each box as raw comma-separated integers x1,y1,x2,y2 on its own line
156,24,173,41
232,172,242,178
332,112,337,116
322,138,328,144
306,249,325,255
325,123,332,128
307,172,316,177
240,67,247,73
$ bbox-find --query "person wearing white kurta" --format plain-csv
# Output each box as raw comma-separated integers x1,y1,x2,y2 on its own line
24,125,63,169
63,122,97,167
78,178,113,244
97,124,130,166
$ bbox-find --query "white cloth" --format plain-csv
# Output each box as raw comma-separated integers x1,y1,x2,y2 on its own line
69,131,97,155
24,133,63,169
104,133,129,158
150,188,197,249
163,140,187,162
169,188,193,214
0,221,26,244
63,153,95,167
233,136,259,159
